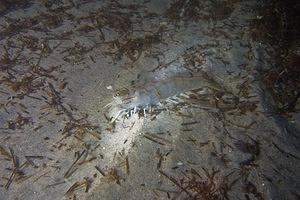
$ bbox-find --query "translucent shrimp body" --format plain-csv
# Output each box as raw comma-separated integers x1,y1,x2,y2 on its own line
108,62,214,121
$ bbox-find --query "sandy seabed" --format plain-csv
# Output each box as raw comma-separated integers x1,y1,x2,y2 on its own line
0,0,299,199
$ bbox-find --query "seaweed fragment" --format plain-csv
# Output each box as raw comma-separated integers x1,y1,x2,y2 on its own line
160,167,239,199
264,54,300,113
234,139,260,166
242,181,264,200
64,150,86,179
0,0,33,15
1,75,44,99
166,0,203,22
78,7,132,36
7,113,32,130
100,167,123,185
58,114,101,142
105,27,164,63
0,45,23,76
65,177,92,196
143,133,170,146
0,145,12,160
4,148,21,190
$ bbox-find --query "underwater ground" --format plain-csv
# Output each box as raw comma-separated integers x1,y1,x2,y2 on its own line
0,0,299,199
